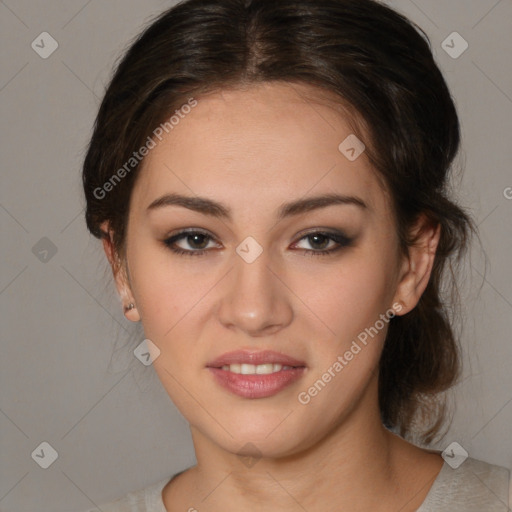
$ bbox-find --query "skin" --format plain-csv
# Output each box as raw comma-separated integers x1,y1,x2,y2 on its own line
102,82,444,511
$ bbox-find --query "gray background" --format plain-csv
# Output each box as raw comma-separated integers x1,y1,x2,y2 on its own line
1,0,511,510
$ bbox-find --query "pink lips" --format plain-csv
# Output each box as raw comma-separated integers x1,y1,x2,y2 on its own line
206,349,307,399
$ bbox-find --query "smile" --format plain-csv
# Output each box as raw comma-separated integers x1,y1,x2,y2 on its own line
220,363,296,374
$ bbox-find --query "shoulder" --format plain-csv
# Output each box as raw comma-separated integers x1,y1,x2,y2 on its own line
417,457,510,512
85,478,170,512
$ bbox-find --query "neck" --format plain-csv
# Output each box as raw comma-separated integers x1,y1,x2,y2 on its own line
164,376,442,512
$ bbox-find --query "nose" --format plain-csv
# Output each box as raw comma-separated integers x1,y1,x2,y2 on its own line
215,248,294,337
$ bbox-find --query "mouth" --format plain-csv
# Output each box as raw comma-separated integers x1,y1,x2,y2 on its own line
217,362,301,374
206,349,307,369
206,350,307,399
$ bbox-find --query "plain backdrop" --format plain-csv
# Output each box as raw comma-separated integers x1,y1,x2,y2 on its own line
1,0,511,510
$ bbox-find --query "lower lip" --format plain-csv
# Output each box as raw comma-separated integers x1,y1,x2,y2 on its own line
207,367,306,399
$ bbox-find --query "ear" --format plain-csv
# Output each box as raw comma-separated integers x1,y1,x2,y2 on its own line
392,214,441,316
100,221,140,322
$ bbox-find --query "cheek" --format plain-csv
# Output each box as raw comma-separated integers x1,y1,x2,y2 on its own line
294,246,397,345
293,258,395,422
127,244,221,403
129,242,205,334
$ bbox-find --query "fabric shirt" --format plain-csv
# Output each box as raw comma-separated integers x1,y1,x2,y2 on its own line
89,457,511,511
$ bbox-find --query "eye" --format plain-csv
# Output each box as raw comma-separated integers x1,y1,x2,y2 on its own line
163,229,352,257
163,229,220,257
292,230,352,257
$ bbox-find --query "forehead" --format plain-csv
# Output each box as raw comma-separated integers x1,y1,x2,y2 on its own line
132,82,389,218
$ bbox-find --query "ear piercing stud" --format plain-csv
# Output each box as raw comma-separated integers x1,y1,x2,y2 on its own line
124,303,135,312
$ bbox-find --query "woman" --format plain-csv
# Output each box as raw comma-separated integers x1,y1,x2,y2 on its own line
82,0,511,510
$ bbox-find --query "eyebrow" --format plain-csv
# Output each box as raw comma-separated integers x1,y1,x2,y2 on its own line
146,192,368,221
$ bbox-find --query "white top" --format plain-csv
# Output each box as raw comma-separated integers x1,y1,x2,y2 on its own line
89,457,511,511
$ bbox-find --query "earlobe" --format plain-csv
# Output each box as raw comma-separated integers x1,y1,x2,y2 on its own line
116,267,141,322
123,301,141,322
392,216,441,315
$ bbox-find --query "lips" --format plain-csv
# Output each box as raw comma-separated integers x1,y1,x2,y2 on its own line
206,349,307,368
206,350,307,398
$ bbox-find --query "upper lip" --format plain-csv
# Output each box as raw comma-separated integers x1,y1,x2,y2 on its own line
207,350,306,368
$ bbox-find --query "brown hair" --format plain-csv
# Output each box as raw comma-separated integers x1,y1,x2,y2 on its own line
82,0,477,444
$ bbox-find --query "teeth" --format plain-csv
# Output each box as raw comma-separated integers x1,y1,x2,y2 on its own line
220,363,294,374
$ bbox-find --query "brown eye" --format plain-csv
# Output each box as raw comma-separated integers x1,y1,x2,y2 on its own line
293,230,352,257
163,229,219,256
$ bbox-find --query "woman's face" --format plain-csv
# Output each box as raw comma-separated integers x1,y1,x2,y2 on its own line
118,82,409,458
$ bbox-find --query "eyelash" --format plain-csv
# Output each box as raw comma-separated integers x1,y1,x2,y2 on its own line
163,229,352,258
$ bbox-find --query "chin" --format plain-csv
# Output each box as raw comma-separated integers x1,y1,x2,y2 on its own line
206,415,310,460
228,435,302,461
